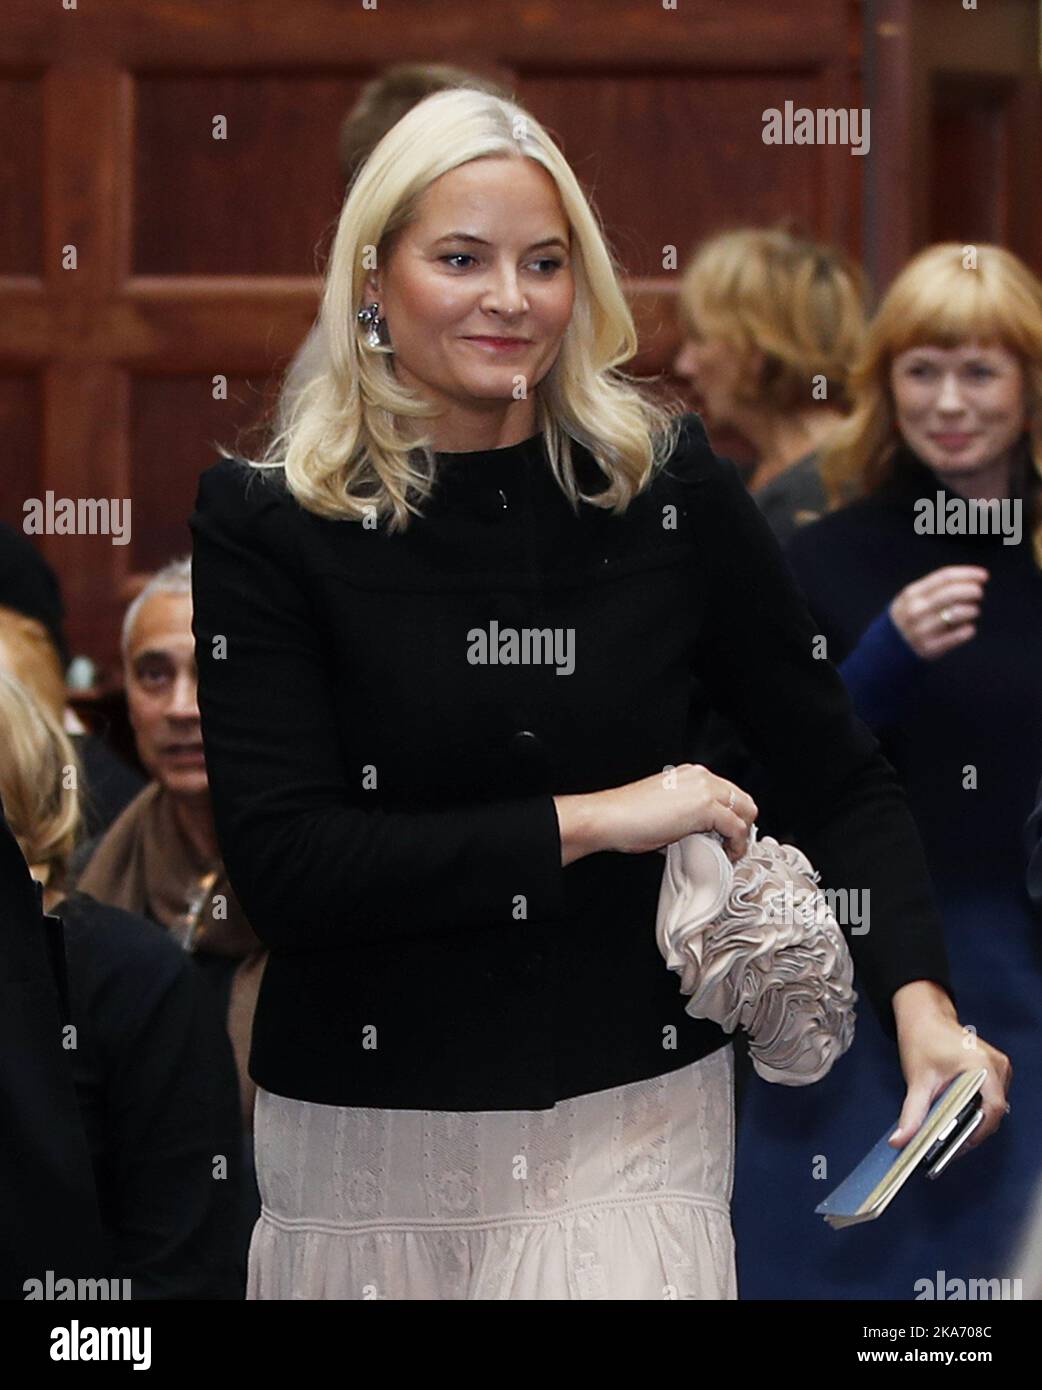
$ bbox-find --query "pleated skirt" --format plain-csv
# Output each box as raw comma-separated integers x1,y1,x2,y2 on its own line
247,1042,736,1300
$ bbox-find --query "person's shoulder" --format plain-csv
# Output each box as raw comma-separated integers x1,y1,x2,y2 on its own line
58,890,192,989
57,893,226,1086
654,413,766,540
658,411,731,488
787,493,886,552
784,496,891,586
761,452,825,505
193,451,291,525
647,414,753,538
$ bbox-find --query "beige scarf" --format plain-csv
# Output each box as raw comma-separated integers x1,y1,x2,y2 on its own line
77,781,266,1131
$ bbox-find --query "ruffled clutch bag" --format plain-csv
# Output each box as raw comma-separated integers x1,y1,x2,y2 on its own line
655,825,856,1085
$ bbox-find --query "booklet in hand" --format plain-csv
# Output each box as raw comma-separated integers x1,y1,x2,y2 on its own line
815,1068,988,1229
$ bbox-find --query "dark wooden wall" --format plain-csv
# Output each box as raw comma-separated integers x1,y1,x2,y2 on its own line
1,0,1039,678
863,0,1041,289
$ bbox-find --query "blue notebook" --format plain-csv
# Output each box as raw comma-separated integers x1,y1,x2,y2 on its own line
815,1069,988,1228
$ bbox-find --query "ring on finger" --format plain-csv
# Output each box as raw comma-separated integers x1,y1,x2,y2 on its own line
727,787,736,811
940,606,955,628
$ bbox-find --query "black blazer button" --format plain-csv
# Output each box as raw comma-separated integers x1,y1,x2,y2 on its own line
510,729,543,758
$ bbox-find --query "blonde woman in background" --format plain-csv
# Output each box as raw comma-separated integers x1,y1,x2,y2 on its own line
0,604,143,841
0,670,245,1297
672,229,870,885
674,226,869,543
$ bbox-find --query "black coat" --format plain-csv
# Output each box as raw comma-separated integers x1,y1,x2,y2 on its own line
58,891,247,1299
189,413,954,1111
0,798,103,1298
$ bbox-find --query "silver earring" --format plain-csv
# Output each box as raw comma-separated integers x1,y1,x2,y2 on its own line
357,301,383,349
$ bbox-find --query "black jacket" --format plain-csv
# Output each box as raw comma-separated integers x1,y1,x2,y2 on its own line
0,799,103,1298
189,413,954,1111
58,891,246,1299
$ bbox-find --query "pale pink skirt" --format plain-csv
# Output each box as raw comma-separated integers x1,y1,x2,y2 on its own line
247,1042,736,1300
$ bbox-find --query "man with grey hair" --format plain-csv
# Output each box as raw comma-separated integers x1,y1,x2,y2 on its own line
119,555,191,663
75,554,266,1286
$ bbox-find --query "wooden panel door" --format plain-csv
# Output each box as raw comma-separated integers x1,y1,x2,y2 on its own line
863,0,1041,291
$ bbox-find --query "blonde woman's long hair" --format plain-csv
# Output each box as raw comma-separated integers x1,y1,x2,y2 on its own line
677,226,869,412
228,87,684,529
819,241,1042,568
0,670,82,896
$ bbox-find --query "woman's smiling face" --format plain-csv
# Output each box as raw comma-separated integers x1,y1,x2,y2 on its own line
364,156,575,430
890,341,1027,484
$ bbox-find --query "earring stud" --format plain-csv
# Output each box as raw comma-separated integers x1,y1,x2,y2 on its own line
357,302,383,349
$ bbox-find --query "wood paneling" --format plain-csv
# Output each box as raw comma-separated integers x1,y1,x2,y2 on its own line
931,76,1013,247
129,373,278,574
0,77,43,274
863,0,1041,289
1,1,867,70
134,74,357,275
0,374,42,524
524,71,852,279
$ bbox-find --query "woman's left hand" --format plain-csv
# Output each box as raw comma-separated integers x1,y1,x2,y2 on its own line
888,980,1012,1156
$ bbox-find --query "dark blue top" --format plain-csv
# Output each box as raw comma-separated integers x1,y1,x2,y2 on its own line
838,608,923,730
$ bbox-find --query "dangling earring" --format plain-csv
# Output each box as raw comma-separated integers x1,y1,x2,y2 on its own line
357,301,383,349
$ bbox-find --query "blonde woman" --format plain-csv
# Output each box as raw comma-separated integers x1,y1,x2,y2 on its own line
0,671,245,1297
0,604,144,841
671,229,870,862
189,90,1008,1300
674,227,868,543
734,242,1038,1299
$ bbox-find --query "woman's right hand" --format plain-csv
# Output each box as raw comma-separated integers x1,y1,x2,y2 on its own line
889,565,989,659
593,763,757,863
